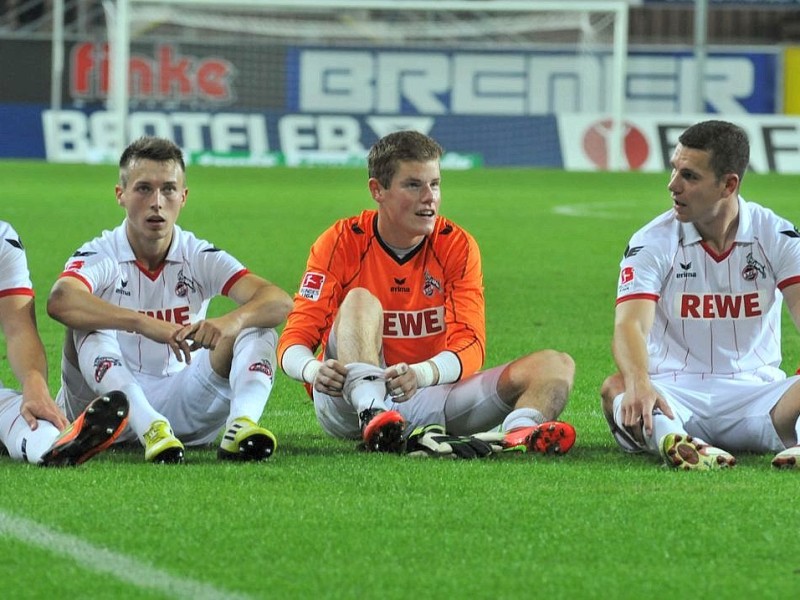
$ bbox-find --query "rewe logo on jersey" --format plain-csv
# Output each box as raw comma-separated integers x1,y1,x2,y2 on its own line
384,307,445,338
139,306,191,325
678,292,764,319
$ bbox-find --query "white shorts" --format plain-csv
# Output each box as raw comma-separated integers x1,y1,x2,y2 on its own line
611,374,799,453
57,349,233,446
0,387,22,451
314,364,512,439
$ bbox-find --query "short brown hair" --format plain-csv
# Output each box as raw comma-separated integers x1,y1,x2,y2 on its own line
368,130,443,188
119,136,186,188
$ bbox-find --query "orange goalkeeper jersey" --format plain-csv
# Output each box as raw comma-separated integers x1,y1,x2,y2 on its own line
277,210,486,378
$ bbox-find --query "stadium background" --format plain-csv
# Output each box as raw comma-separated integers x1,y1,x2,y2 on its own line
2,0,800,171
2,2,800,599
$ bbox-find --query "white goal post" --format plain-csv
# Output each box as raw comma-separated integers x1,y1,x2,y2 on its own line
96,0,630,168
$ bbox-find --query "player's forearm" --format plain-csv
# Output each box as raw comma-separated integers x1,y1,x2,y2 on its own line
227,286,293,331
5,328,49,391
280,344,319,382
47,286,145,333
612,324,652,392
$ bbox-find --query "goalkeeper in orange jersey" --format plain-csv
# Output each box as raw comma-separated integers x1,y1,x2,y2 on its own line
278,130,576,459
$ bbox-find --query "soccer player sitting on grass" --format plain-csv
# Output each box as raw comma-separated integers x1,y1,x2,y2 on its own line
47,136,293,464
0,220,128,466
278,130,576,458
601,119,800,471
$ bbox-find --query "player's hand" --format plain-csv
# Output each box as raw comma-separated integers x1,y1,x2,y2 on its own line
621,385,674,438
405,425,499,459
313,359,347,397
176,318,227,353
384,362,417,402
137,316,193,363
20,390,68,431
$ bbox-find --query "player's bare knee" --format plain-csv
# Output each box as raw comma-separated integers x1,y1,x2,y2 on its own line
532,349,575,388
341,287,382,314
600,373,624,418
503,350,574,403
770,381,800,445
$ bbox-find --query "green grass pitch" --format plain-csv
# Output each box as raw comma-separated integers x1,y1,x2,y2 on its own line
1,161,799,599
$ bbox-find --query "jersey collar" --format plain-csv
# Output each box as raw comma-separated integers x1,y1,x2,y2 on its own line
679,195,752,245
116,220,183,263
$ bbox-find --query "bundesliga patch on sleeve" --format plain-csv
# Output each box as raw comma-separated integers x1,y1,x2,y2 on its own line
299,271,325,301
618,266,635,293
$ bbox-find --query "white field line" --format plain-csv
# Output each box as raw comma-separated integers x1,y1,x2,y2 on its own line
552,201,636,219
0,511,254,600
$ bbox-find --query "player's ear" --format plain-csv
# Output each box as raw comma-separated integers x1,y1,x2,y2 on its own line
115,184,125,207
368,178,384,204
722,173,739,196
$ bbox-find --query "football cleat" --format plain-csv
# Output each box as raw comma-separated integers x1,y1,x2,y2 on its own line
771,445,800,469
503,421,576,455
218,417,276,461
359,408,405,453
143,420,184,464
40,391,129,467
659,433,736,470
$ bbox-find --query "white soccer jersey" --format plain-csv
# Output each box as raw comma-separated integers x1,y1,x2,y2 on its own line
58,221,249,377
616,197,800,381
0,220,34,390
0,221,33,298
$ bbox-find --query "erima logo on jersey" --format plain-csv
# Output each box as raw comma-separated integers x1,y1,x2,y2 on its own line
4,237,23,250
623,245,643,258
780,228,800,238
676,292,765,319
676,261,696,279
299,272,325,301
115,279,130,296
391,277,410,293
384,307,445,338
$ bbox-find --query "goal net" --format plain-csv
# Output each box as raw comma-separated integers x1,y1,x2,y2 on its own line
49,0,630,168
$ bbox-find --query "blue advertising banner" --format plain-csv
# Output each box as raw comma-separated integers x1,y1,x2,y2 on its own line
0,105,563,167
286,47,778,116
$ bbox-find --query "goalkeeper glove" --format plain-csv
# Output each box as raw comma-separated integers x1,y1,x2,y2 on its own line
405,425,503,459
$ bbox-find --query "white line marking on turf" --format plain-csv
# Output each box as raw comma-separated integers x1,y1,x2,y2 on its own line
552,201,635,219
0,511,254,600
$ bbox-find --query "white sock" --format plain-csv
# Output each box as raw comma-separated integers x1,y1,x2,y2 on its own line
3,418,60,464
227,328,278,428
502,407,546,432
117,383,167,440
0,395,60,463
794,416,800,447
343,362,389,414
228,381,272,428
646,411,689,453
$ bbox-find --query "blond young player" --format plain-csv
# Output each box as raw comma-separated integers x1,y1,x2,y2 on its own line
278,130,576,458
0,220,128,466
47,136,292,463
601,120,800,470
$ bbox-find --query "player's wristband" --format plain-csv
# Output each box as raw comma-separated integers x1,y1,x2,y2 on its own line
410,361,438,388
301,359,323,384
